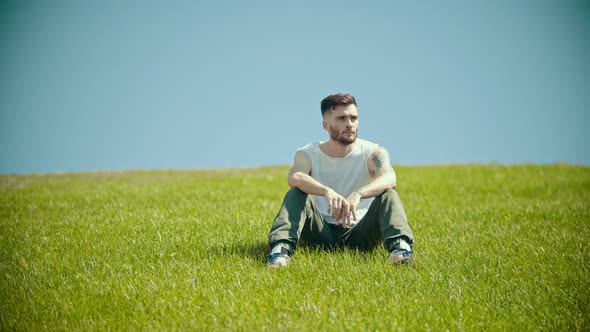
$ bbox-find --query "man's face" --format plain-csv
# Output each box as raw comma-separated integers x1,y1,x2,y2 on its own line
323,104,359,145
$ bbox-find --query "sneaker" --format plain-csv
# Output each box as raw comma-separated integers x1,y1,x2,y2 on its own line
388,249,413,265
267,253,291,268
388,240,414,265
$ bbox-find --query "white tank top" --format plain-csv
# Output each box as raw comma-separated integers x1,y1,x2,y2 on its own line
299,138,377,225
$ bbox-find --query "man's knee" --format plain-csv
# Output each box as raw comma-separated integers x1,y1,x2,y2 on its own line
378,188,399,202
281,187,313,210
285,187,307,200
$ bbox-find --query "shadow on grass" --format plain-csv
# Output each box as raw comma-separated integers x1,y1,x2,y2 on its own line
206,241,408,267
208,241,269,262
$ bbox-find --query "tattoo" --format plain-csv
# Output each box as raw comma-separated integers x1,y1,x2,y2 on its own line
371,148,391,176
372,150,383,172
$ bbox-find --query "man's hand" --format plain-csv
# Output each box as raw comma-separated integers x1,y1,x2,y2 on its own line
346,190,362,223
325,189,363,228
325,188,352,228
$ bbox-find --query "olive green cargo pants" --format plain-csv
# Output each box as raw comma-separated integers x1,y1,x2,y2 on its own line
268,188,414,254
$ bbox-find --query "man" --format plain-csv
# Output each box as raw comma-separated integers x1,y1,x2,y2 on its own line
266,93,414,267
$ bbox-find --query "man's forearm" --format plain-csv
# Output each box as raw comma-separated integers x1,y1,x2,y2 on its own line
355,172,396,198
288,171,329,196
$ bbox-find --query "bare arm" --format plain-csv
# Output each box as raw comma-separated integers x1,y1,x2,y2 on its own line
288,150,327,195
352,146,397,199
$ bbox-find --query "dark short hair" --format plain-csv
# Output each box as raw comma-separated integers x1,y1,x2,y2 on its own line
320,93,357,117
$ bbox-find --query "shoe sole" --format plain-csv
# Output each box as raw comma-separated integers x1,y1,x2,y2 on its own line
268,256,290,268
389,252,414,265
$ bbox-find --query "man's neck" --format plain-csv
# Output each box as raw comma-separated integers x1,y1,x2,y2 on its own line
320,140,356,158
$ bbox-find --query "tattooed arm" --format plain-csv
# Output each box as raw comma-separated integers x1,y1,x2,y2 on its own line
349,147,397,201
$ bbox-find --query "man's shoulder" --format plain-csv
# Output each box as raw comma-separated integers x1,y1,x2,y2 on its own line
356,138,379,152
297,142,319,152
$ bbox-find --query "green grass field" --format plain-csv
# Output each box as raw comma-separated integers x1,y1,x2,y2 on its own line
1,164,589,330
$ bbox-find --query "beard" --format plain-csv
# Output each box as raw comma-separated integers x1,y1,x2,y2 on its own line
329,126,357,145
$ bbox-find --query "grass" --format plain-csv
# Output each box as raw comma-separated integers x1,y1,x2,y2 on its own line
1,164,589,330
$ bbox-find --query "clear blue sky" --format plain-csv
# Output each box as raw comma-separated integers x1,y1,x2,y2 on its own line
1,0,589,174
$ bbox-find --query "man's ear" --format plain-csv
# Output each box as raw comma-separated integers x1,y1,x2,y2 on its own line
322,119,328,131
